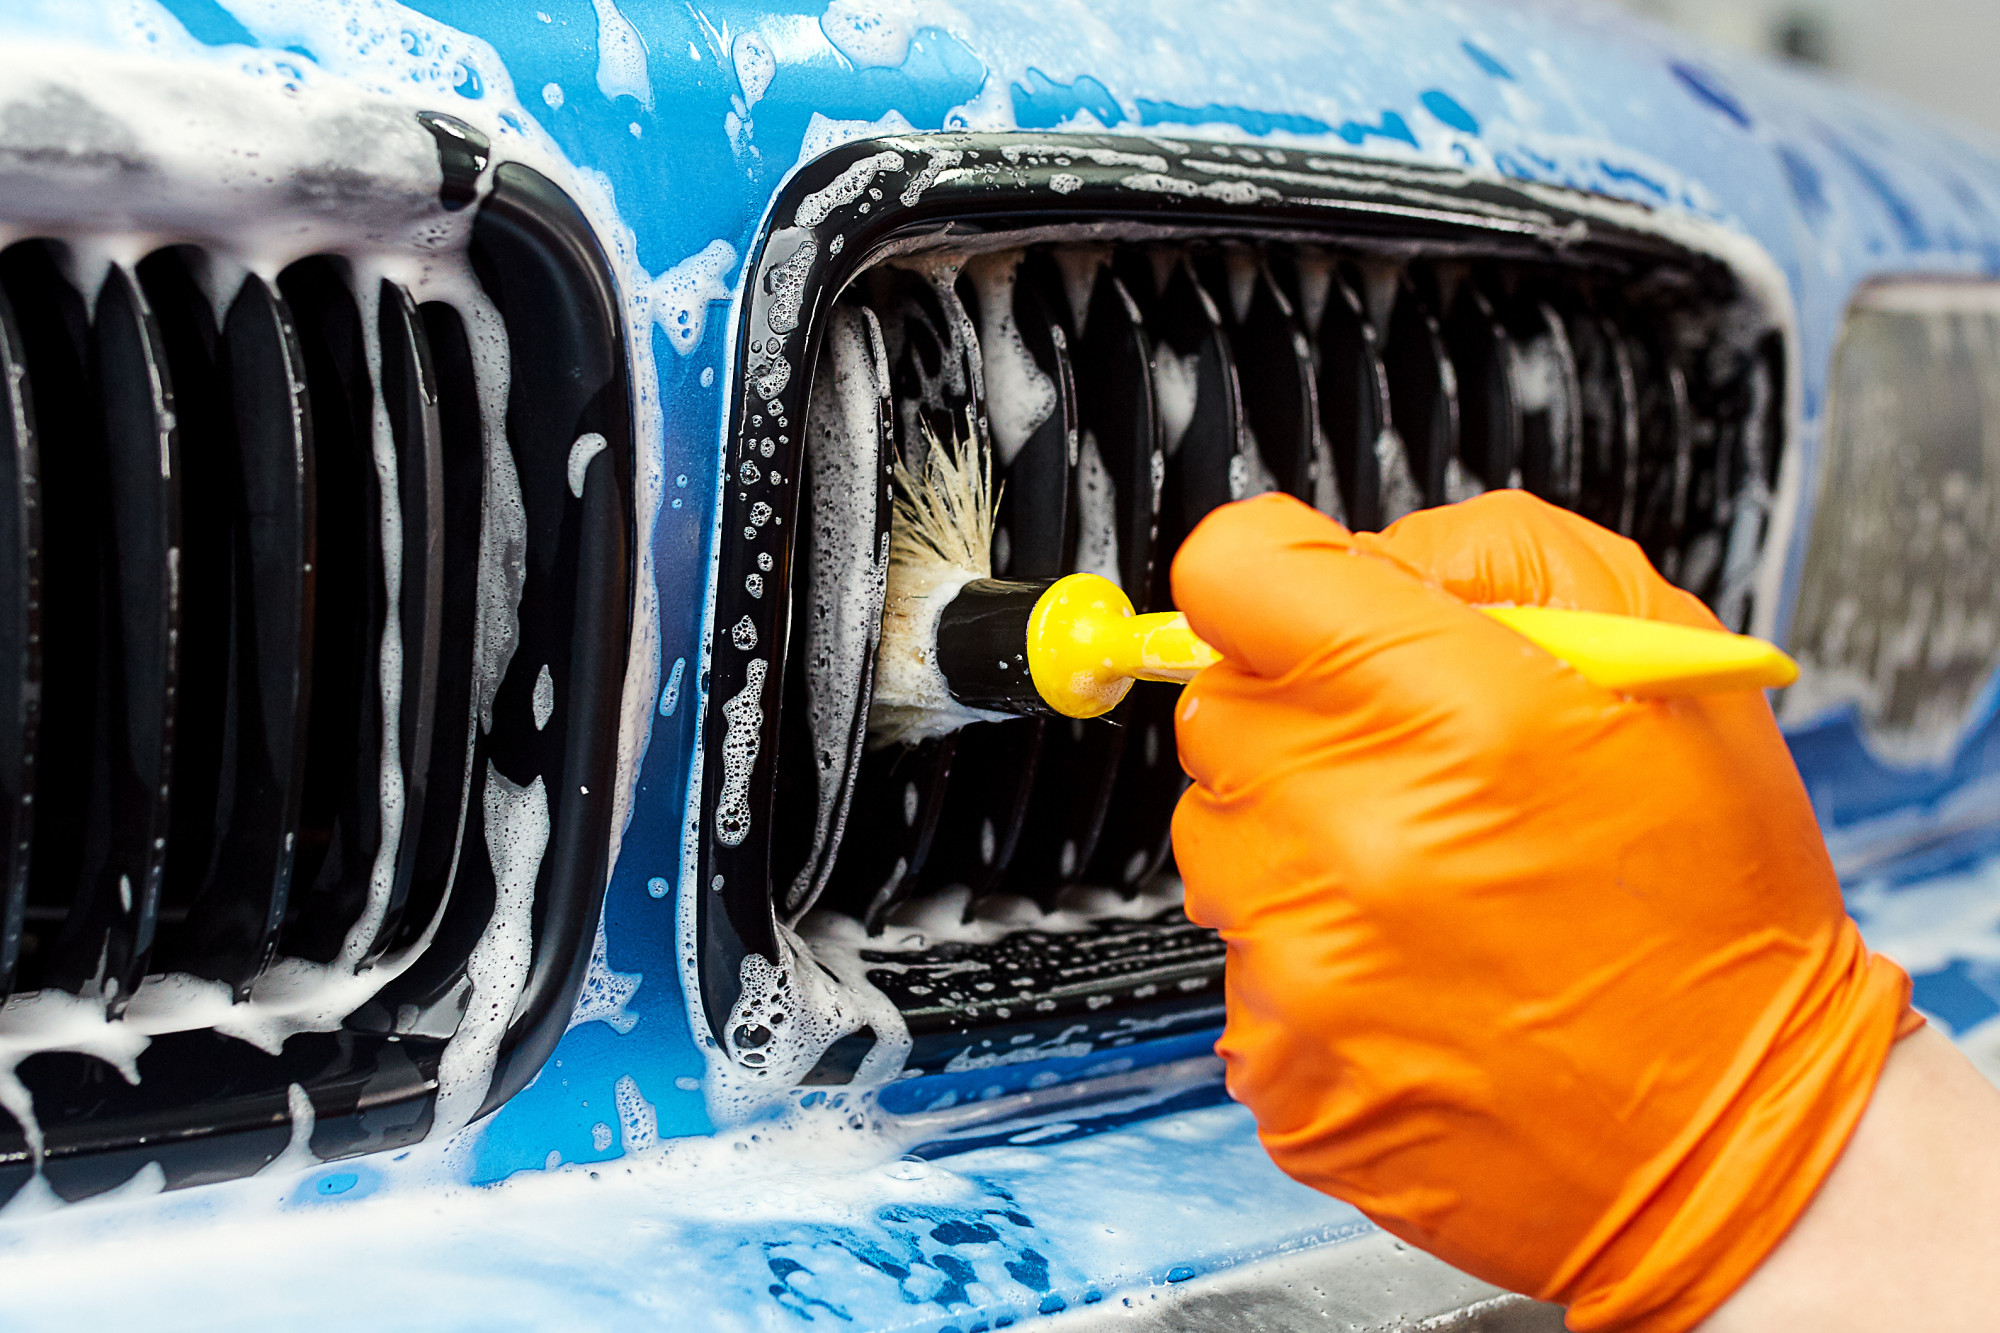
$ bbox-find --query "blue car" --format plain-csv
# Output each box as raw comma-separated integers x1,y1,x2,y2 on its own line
0,1,1995,1327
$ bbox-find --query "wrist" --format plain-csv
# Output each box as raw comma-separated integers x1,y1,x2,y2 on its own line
1699,1023,2000,1331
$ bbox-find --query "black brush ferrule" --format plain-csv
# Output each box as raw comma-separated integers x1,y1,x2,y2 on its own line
935,578,1056,716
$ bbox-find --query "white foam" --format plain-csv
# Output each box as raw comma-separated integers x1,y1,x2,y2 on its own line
1074,431,1120,586
794,150,904,228
1311,418,1342,522
567,432,608,498
567,913,641,1036
646,239,738,356
1376,428,1423,523
614,1073,658,1151
714,658,769,848
707,921,911,1126
658,656,685,717
1152,348,1201,457
817,0,952,69
433,766,547,1136
532,663,555,730
797,109,918,163
730,31,774,110
965,251,1056,467
1053,246,1108,338
345,270,410,970
589,0,653,109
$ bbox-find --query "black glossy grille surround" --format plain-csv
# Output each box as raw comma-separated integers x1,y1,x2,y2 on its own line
699,133,1785,1079
0,153,632,1202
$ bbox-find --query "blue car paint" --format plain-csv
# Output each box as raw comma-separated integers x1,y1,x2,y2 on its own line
7,0,2000,1323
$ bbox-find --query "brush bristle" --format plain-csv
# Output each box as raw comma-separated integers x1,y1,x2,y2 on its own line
868,422,1008,748
888,425,995,576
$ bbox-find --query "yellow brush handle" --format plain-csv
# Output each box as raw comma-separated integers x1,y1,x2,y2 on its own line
1026,573,1798,719
1477,604,1797,698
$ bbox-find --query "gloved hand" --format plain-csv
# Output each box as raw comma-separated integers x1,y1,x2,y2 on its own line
1168,491,1916,1333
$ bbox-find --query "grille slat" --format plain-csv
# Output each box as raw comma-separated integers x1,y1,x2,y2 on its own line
0,283,38,1001
7,244,93,1000
140,251,240,973
49,264,180,1009
175,273,314,987
366,279,445,964
1632,337,1694,577
1515,295,1584,508
1217,255,1323,508
276,257,387,974
1445,278,1520,494
1384,276,1460,508
374,301,485,962
1303,258,1401,532
777,305,895,922
1568,310,1643,537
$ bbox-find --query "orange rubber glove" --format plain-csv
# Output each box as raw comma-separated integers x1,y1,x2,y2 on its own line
1169,491,1917,1333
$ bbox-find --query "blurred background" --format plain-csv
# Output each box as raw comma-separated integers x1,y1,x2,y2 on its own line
1610,0,2000,138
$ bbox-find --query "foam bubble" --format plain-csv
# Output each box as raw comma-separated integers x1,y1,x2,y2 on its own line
715,659,769,848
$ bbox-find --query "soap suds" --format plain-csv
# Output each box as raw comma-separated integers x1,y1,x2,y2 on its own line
533,664,555,730
709,922,911,1125
1074,431,1120,585
730,31,774,111
589,0,653,110
434,767,547,1136
794,150,904,228
568,912,641,1036
646,239,738,356
568,432,608,498
965,251,1056,467
1152,348,1201,457
714,659,769,848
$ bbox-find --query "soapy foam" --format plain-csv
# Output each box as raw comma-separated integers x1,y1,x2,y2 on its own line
590,0,653,110
708,921,912,1125
1376,428,1424,522
714,659,768,848
794,151,905,229
1152,348,1201,457
614,1073,659,1151
567,432,608,498
567,912,641,1036
345,268,409,969
1074,431,1120,586
965,251,1056,468
731,32,774,112
1311,418,1342,522
532,664,555,730
433,766,547,1135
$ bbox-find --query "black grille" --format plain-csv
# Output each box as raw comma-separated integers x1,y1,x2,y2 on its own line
0,157,633,1203
699,133,1786,1082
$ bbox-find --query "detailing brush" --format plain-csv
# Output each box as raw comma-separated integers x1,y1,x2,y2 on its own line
869,434,1800,745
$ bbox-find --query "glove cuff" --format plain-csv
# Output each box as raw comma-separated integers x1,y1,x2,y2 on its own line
1557,920,1913,1333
